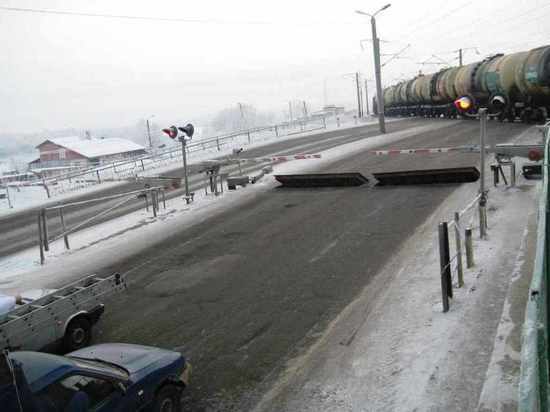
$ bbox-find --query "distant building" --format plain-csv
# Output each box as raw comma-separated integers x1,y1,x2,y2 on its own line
312,105,346,118
31,136,146,171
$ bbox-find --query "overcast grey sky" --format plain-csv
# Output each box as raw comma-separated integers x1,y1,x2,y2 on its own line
0,0,548,134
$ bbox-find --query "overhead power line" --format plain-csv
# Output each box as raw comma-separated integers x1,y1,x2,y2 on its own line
0,5,272,25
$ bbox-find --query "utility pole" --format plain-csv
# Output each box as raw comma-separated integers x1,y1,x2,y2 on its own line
364,80,370,115
356,72,363,118
288,101,293,123
371,17,386,133
146,119,153,149
357,6,391,133
238,102,246,130
323,78,328,107
302,101,308,118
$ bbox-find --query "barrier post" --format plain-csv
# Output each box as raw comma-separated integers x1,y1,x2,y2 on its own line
59,207,70,250
38,213,45,265
465,227,474,268
438,222,451,312
41,208,49,252
152,191,157,218
454,212,464,287
479,193,488,239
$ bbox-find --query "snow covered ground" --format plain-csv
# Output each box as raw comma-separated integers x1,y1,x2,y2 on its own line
252,126,542,412
0,115,387,216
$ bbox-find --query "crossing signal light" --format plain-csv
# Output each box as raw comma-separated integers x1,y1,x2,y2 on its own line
454,96,472,112
162,125,178,139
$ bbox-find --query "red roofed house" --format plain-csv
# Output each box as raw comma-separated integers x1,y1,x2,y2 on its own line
32,136,147,172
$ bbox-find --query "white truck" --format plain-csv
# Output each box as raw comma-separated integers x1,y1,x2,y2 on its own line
0,273,126,352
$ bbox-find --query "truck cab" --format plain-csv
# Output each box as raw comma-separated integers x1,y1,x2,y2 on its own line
1,343,190,412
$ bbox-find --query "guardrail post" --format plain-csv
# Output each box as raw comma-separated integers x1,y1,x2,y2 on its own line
275,125,279,137
59,207,70,250
454,212,464,287
465,227,474,268
479,194,487,239
247,131,251,144
510,162,516,187
152,190,156,215
5,186,12,209
38,213,45,265
216,138,220,151
41,208,49,252
144,192,149,212
491,165,499,186
96,170,101,184
438,221,452,312
322,116,327,128
162,189,166,209
151,190,157,217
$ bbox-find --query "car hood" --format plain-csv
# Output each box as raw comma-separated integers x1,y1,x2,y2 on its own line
69,343,181,375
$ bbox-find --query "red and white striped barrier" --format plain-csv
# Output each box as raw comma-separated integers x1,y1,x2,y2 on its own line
371,147,463,156
239,154,322,163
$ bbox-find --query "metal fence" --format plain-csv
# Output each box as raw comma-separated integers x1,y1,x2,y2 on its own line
37,186,166,264
437,192,486,312
518,121,550,411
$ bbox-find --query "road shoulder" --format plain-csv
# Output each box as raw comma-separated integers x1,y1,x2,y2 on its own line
252,136,539,412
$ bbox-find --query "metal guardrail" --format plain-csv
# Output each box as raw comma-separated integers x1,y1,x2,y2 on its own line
518,121,550,411
37,186,166,264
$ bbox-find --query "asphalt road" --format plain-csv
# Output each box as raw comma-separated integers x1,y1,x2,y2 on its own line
0,120,424,257
81,119,528,411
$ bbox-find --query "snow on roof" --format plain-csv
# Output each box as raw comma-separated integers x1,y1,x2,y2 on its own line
40,136,146,159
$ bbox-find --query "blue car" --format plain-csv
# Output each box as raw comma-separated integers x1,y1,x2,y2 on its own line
1,343,191,412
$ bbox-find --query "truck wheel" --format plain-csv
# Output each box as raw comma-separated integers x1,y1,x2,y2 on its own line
153,385,182,412
63,317,92,352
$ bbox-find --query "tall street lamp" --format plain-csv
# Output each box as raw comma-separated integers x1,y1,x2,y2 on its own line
356,3,391,133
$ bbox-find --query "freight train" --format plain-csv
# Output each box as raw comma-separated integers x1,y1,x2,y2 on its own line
382,45,550,123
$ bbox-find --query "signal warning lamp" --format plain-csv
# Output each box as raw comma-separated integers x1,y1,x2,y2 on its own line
162,125,179,139
161,122,196,204
454,96,472,112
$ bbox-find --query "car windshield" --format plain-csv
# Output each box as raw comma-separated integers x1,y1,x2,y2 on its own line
68,357,129,380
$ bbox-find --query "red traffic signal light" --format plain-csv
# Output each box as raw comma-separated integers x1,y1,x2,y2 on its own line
454,96,472,112
162,126,178,139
